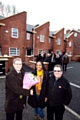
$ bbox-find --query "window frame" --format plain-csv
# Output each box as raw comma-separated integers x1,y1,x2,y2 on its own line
11,28,19,38
27,33,30,40
40,34,45,42
57,38,61,45
9,47,20,56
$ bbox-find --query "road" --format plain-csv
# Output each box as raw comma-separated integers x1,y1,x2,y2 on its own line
64,62,80,119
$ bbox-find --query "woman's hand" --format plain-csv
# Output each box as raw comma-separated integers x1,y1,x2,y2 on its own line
37,76,40,81
30,89,33,95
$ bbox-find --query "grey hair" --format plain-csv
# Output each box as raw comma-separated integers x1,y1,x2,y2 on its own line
13,58,22,64
53,64,63,72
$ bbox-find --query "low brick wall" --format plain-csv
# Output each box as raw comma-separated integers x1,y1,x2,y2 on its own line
71,55,80,62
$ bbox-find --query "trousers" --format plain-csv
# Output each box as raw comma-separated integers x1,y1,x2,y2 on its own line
34,95,44,118
47,104,65,120
6,110,23,120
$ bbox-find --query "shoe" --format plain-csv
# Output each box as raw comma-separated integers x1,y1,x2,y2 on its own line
39,118,44,120
35,114,40,120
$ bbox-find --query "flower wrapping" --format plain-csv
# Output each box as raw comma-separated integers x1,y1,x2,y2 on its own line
23,73,39,89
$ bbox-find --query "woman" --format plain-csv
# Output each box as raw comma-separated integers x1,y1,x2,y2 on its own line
28,61,49,120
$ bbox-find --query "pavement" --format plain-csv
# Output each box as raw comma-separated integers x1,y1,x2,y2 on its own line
0,61,80,120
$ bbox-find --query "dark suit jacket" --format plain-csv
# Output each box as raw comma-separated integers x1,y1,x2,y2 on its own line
5,68,29,113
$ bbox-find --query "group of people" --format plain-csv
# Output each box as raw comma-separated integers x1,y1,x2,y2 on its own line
5,57,72,120
35,51,69,72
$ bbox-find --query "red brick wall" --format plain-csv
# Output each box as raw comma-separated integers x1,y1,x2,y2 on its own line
26,33,33,48
66,33,74,55
34,22,50,54
1,12,26,62
73,32,80,55
53,28,64,53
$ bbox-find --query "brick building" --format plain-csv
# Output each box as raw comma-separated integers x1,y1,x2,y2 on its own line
0,11,80,75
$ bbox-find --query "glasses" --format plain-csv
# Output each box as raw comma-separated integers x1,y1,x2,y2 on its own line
14,63,22,65
54,70,62,72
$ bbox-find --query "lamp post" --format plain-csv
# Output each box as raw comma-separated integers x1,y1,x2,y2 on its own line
32,24,39,61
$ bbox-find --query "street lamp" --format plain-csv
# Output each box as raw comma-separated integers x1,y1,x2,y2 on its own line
32,24,39,61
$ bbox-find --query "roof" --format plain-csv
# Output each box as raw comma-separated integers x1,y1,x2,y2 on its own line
49,30,58,37
70,29,80,33
64,32,73,40
26,24,35,33
0,15,5,20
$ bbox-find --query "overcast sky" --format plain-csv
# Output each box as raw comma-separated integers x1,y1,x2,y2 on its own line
2,0,80,31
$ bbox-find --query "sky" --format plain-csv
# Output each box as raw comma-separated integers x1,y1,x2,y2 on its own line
1,0,80,31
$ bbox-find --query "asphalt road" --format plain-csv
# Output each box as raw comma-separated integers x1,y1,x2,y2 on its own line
0,61,80,120
64,61,80,116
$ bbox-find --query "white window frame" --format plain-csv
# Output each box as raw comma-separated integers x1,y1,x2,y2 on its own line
27,33,30,40
57,38,61,45
11,28,19,38
9,47,20,56
74,33,77,37
69,41,72,47
48,38,51,43
40,34,45,42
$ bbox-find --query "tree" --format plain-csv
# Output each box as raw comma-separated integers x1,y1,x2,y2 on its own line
0,1,18,17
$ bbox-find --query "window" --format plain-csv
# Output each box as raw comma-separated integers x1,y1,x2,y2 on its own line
38,49,44,54
68,52,71,55
74,33,77,37
26,48,33,56
11,28,18,38
57,38,61,45
69,41,72,47
9,48,20,56
48,38,51,43
27,33,30,40
40,34,44,42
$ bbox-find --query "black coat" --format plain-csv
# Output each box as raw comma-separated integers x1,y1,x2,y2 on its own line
47,74,72,107
5,68,30,113
28,70,49,108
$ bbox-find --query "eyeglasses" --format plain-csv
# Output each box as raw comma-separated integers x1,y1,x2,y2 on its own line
14,63,22,65
54,70,62,72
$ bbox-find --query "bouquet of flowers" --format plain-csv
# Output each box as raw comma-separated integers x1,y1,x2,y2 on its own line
23,72,39,90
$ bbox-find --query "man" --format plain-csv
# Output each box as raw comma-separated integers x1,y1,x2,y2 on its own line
47,64,72,120
62,53,69,71
5,58,32,120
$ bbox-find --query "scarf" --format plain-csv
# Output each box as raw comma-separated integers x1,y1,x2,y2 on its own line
35,70,44,90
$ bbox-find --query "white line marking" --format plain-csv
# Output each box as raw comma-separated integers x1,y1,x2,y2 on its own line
0,76,6,78
65,106,80,119
67,66,73,69
70,82,80,89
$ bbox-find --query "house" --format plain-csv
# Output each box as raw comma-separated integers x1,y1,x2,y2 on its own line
0,11,27,74
49,28,65,54
64,31,74,62
0,11,79,75
70,29,80,61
